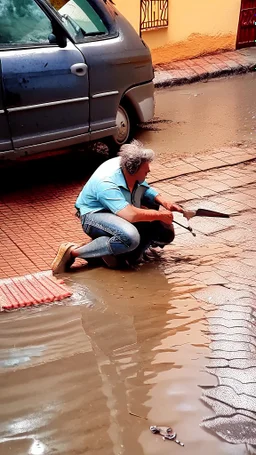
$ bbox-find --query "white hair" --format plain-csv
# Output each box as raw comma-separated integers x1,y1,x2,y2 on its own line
118,140,155,175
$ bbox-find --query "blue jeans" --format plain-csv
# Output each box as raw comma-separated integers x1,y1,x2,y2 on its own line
76,211,175,262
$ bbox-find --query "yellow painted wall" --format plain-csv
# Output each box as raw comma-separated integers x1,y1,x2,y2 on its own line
144,0,242,64
50,0,68,8
114,0,242,64
114,0,140,34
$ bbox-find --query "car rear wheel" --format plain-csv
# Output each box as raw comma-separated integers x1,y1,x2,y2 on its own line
106,104,135,155
113,105,131,145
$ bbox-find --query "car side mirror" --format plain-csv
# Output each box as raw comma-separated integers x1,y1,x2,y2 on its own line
48,33,57,44
56,33,67,48
49,29,67,48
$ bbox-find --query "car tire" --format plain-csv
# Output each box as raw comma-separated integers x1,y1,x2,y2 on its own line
106,103,135,156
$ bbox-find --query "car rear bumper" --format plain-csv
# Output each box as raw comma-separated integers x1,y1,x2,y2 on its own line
125,81,155,123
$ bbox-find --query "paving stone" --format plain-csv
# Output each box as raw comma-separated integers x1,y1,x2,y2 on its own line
221,178,244,188
201,181,231,192
181,182,201,191
212,152,235,161
194,160,227,170
191,187,217,197
193,271,229,285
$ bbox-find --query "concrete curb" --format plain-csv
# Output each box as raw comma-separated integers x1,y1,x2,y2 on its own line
153,49,256,89
154,64,255,88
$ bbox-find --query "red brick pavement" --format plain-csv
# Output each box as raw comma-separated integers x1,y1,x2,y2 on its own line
0,181,88,278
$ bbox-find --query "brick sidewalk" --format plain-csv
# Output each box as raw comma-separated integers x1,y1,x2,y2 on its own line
0,146,255,279
154,48,256,88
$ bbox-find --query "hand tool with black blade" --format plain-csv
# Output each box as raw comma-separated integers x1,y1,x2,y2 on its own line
173,208,230,237
183,208,230,220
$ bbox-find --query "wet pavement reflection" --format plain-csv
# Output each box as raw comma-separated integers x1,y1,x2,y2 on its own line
0,256,253,454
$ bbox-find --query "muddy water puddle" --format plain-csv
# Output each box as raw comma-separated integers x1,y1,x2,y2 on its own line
0,263,249,455
136,73,256,161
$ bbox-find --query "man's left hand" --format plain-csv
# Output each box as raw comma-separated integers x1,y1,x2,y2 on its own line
155,194,184,214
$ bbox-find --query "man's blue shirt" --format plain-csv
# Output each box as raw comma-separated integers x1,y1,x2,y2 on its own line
75,157,159,216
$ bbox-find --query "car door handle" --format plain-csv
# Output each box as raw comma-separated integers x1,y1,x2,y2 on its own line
70,63,88,77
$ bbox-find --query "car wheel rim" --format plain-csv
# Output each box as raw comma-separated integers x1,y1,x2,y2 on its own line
114,106,130,145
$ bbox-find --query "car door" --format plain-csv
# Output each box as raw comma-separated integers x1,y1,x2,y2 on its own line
0,0,89,153
56,0,121,134
66,0,153,135
0,61,12,154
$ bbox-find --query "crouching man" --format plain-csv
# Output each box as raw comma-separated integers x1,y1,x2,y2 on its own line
51,140,184,274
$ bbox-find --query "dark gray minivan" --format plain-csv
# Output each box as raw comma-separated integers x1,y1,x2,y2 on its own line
0,0,154,160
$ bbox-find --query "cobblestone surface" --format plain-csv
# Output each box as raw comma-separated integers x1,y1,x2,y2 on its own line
158,153,256,446
154,48,256,88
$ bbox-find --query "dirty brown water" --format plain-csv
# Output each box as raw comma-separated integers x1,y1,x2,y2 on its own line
0,261,250,455
137,73,256,160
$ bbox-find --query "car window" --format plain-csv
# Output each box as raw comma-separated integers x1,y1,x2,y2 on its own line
49,0,108,39
0,0,53,46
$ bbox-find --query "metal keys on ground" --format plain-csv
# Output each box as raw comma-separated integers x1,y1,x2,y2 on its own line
150,425,184,447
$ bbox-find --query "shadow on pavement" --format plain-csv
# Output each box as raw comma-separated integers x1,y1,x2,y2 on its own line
0,142,111,194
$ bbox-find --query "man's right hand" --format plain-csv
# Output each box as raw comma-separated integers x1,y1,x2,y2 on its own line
159,211,174,225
